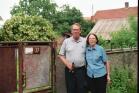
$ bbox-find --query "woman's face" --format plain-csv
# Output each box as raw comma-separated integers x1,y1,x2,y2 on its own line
88,34,97,46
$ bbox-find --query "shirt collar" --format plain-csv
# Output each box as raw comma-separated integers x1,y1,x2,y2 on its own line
71,36,82,43
88,44,98,50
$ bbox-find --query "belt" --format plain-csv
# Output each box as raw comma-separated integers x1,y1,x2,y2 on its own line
65,65,85,72
74,66,85,70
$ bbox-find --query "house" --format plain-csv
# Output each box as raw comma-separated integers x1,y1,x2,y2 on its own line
91,2,137,22
89,2,138,40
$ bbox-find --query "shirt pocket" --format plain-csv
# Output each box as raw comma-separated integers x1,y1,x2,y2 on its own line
66,45,73,52
80,45,86,53
95,54,102,62
86,51,93,60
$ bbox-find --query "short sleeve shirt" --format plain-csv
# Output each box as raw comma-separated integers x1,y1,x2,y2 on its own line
85,44,108,78
59,36,86,67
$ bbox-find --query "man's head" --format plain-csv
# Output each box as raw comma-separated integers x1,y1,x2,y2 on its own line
71,23,81,40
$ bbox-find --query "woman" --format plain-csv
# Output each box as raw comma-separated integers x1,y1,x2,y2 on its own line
85,33,110,93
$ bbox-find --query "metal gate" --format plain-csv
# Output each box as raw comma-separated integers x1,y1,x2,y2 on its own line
0,47,17,93
0,42,56,93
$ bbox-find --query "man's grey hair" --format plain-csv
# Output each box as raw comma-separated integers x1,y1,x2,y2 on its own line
71,23,81,30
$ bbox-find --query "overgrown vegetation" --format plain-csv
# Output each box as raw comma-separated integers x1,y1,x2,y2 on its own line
99,16,137,49
107,65,137,93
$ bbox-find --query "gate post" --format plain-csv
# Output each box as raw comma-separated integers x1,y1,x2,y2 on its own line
18,42,24,93
51,41,57,93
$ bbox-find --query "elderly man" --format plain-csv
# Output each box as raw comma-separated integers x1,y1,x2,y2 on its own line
58,23,87,93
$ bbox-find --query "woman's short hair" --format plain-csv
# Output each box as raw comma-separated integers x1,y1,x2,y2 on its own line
86,33,99,45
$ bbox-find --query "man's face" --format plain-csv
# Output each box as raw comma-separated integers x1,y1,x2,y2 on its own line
71,25,81,40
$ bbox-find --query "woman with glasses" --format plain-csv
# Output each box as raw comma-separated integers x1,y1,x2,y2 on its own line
85,33,111,93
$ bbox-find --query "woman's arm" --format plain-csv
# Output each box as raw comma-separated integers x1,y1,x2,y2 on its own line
101,46,111,83
105,61,111,84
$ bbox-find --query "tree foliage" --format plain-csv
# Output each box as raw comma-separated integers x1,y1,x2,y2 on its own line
52,5,82,34
0,16,56,41
53,5,94,36
11,0,94,36
81,20,94,36
11,0,57,20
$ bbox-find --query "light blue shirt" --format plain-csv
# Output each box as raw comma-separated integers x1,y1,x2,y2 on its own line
85,44,108,78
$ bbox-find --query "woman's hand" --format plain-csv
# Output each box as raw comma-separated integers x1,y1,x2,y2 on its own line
107,74,111,84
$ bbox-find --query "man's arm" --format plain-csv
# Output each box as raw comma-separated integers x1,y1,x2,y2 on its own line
58,55,73,70
58,39,73,70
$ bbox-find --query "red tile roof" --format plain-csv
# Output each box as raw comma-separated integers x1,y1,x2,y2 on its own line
91,7,138,22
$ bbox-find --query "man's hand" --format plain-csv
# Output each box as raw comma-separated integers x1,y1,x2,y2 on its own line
66,62,73,71
58,55,74,71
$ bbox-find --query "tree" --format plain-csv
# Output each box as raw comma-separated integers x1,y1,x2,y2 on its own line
81,20,95,36
11,1,94,36
11,0,57,20
52,5,82,34
0,16,56,41
53,5,94,36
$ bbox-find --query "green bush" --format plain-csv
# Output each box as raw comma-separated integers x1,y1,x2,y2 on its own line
0,15,56,41
98,36,111,49
110,16,137,48
107,65,137,93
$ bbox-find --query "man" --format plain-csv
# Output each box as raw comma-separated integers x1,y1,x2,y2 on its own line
58,23,87,93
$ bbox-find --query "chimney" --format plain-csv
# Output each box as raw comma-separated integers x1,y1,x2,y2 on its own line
125,2,129,8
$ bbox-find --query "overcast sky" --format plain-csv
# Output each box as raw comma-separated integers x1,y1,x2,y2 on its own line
0,0,138,22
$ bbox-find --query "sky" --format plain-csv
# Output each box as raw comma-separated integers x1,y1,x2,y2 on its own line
0,0,138,23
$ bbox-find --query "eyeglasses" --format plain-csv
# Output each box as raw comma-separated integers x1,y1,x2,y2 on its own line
72,29,80,31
